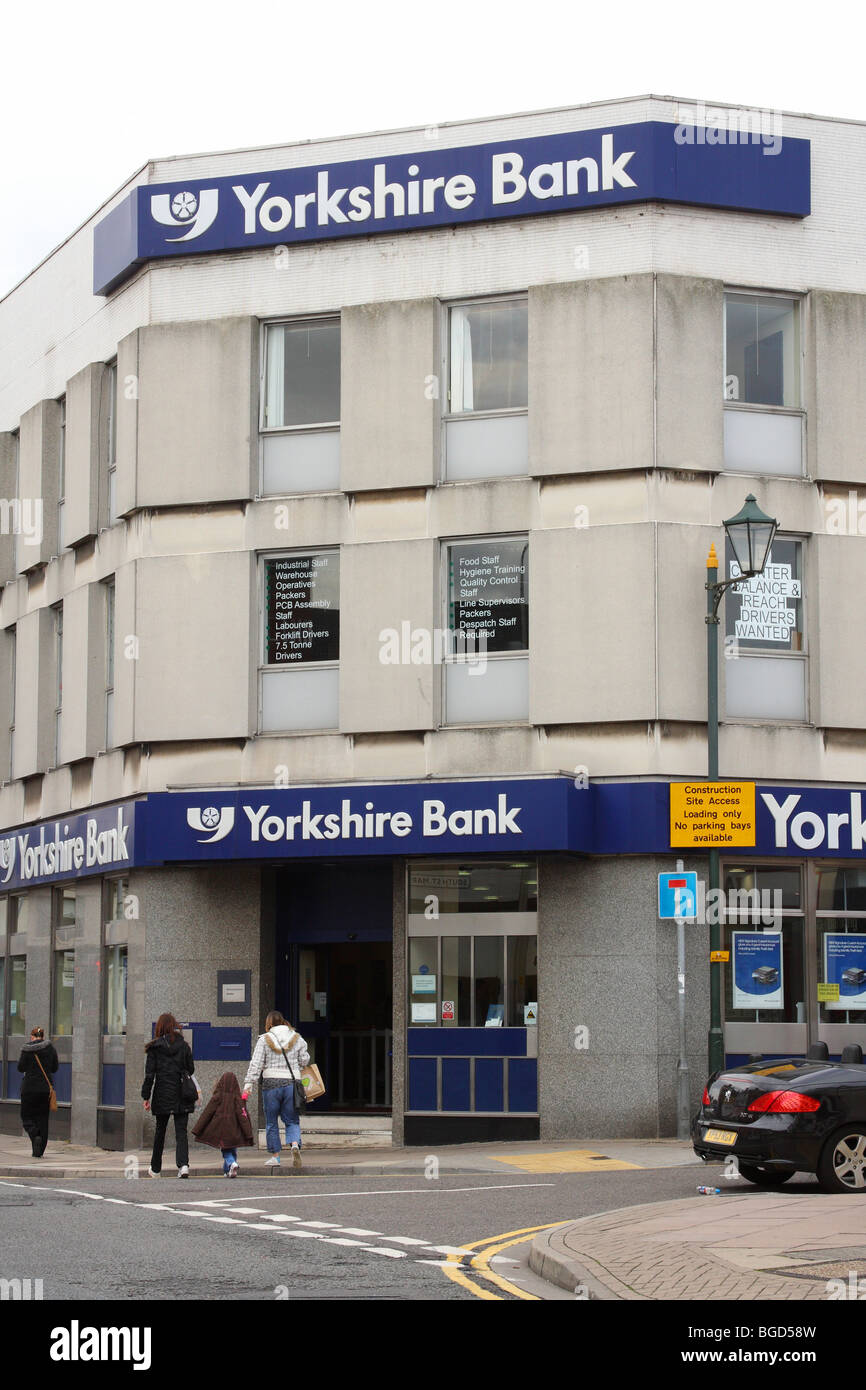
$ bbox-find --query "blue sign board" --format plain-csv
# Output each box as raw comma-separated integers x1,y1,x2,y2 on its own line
93,121,811,294
823,934,866,1011
0,803,136,891
732,932,783,1010
658,871,698,919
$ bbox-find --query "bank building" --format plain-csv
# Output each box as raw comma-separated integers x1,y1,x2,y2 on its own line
1,94,866,1153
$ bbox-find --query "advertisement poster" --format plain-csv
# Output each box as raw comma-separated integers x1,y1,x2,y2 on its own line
823,934,866,1011
732,931,784,1010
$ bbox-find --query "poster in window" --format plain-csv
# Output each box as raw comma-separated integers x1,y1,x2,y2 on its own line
448,539,528,654
732,931,784,1010
725,538,802,652
823,934,866,1011
265,554,339,664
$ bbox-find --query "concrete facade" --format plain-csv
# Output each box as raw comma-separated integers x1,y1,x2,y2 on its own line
1,95,866,1148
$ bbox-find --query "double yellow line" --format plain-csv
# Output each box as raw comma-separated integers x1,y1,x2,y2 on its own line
442,1222,568,1300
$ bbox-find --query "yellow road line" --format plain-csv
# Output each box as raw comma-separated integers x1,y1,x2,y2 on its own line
442,1222,568,1300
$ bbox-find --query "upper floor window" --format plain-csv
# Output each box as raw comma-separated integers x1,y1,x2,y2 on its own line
444,297,528,482
57,396,66,552
723,292,803,476
106,360,118,525
448,299,528,414
261,318,341,494
259,550,340,731
724,535,807,722
442,535,529,724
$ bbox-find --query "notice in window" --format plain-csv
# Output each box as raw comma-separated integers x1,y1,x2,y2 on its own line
725,539,802,651
265,554,339,664
449,540,528,653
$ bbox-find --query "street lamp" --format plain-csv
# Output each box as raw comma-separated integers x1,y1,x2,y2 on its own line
705,495,778,1076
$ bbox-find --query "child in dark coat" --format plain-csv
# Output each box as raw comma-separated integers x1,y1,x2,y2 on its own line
192,1072,255,1177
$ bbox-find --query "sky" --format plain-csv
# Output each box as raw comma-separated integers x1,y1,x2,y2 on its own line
1,0,864,298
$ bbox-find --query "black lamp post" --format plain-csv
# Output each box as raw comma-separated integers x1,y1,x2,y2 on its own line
705,494,778,1075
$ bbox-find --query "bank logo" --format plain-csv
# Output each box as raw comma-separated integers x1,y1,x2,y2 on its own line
150,188,219,242
187,806,235,842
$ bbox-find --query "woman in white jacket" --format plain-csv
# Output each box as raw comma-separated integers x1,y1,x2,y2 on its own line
242,1010,310,1168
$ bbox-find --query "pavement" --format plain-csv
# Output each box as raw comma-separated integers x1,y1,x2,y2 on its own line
4,1131,865,1300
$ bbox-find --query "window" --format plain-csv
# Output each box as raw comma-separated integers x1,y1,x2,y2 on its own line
8,956,25,1035
444,297,528,480
443,536,529,724
724,535,807,720
104,945,127,1035
57,396,66,552
261,317,340,493
104,579,115,748
723,292,803,475
817,868,866,1027
260,550,340,731
722,865,804,1025
53,603,63,765
106,360,118,524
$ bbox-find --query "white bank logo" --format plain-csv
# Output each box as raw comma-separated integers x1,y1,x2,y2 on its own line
150,188,219,241
186,795,522,844
187,806,235,842
763,791,866,851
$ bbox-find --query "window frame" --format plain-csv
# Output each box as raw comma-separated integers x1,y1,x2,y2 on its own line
259,547,341,673
443,293,529,421
259,314,342,435
723,531,809,725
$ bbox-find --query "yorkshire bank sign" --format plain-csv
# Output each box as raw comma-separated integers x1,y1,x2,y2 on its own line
7,780,866,888
93,122,811,294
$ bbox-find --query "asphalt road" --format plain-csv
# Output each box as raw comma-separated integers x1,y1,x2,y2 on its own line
0,1158,756,1303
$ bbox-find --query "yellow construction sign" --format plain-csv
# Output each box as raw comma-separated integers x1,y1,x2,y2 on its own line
670,781,756,847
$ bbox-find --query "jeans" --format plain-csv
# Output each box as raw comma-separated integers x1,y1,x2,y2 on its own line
221,1147,238,1174
150,1111,189,1172
263,1085,301,1152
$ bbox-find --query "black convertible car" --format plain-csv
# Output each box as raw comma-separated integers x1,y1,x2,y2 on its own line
693,1044,866,1193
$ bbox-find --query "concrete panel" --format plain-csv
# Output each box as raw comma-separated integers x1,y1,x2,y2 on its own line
0,627,13,782
339,539,438,733
810,290,866,484
812,534,866,728
134,318,256,509
656,523,719,722
64,363,104,546
62,583,109,763
69,880,102,1145
133,552,254,741
341,299,439,491
529,523,656,724
17,400,60,572
13,607,54,778
529,275,654,476
112,563,135,749
656,274,724,474
115,331,138,519
0,433,16,584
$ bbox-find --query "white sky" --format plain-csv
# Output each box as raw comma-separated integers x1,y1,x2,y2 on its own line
1,0,864,298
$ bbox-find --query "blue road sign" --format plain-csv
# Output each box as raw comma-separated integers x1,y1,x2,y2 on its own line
659,871,698,919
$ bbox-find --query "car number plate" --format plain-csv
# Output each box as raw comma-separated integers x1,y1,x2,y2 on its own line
704,1128,737,1145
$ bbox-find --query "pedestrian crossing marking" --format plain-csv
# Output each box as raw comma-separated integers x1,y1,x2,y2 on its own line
490,1149,641,1173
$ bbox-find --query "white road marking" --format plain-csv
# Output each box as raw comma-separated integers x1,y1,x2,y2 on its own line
174,1183,554,1201
330,1227,382,1237
377,1235,431,1247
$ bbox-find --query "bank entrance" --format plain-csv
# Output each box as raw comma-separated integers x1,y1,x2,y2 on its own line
273,862,393,1112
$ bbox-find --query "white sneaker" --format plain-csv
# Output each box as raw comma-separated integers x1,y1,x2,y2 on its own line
265,1155,280,1166
178,1165,189,1179
229,1162,239,1178
147,1167,160,1178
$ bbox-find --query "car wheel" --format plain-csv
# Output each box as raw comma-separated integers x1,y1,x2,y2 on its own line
817,1127,866,1194
738,1164,795,1187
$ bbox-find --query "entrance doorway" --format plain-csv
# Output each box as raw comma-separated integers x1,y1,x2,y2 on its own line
273,862,393,1113
294,941,392,1110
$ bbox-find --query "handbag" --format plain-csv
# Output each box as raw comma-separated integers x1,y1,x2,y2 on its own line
34,1053,58,1112
179,1071,198,1107
271,1032,308,1112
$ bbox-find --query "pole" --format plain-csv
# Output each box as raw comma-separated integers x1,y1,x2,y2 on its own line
706,545,724,1076
675,860,690,1140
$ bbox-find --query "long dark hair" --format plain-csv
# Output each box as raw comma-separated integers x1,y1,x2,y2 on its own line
265,1010,287,1031
146,1013,182,1049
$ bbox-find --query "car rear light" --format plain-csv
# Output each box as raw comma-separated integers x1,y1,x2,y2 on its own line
702,1086,711,1106
747,1090,820,1113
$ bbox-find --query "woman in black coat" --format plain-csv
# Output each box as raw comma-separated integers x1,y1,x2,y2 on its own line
18,1026,59,1158
141,1013,199,1177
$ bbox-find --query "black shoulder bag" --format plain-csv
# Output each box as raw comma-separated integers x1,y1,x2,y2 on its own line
272,1032,307,1112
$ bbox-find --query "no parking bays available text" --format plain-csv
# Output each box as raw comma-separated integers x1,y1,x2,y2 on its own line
670,782,756,847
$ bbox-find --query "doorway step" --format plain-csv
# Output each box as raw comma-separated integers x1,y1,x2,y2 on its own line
258,1113,392,1149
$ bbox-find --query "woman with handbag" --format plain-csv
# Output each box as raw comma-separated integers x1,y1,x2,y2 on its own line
141,1012,200,1178
242,1010,310,1169
18,1026,59,1158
